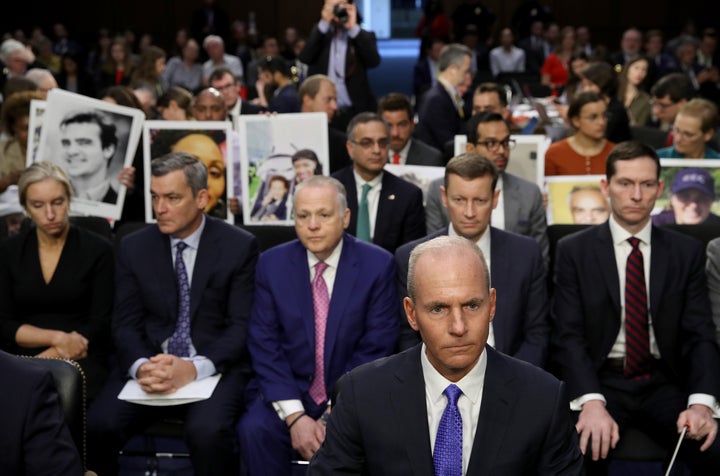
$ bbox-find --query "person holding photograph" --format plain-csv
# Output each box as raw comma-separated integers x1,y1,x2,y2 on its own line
652,167,720,226
656,99,720,159
0,162,114,401
0,90,44,194
58,109,119,204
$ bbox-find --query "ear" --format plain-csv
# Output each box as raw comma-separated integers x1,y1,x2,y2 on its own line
103,143,117,160
342,206,351,229
441,185,448,208
656,179,664,199
196,188,210,210
491,188,500,209
488,288,496,322
404,297,420,332
600,178,609,198
346,139,353,159
465,142,476,153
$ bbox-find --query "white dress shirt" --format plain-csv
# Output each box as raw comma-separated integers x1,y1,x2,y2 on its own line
353,169,383,240
490,175,505,231
390,138,413,165
489,46,526,77
422,343,487,475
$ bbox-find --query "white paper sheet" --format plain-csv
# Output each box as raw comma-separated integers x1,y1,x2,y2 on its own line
117,374,221,406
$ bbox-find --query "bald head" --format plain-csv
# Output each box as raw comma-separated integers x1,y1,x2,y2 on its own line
193,87,227,121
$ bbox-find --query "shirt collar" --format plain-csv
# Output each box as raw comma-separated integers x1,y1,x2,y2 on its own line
421,342,487,406
608,213,652,246
307,235,344,270
352,168,383,188
392,138,412,158
170,214,206,251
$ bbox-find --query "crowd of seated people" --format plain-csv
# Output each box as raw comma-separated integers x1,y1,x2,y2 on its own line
3,7,720,476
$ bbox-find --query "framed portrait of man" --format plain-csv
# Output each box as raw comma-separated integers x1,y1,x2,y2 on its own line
26,99,46,165
654,159,720,227
238,113,328,226
34,89,145,220
143,120,235,224
545,174,608,225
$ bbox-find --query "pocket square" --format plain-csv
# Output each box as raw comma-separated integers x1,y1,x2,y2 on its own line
388,194,396,200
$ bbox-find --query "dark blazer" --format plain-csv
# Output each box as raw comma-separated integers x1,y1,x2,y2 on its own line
0,350,83,475
332,166,426,253
248,233,398,404
309,345,583,475
239,100,267,115
112,215,259,374
551,222,720,401
328,127,351,174
414,81,466,151
412,57,433,107
406,138,444,167
268,83,300,113
395,227,549,366
299,24,381,113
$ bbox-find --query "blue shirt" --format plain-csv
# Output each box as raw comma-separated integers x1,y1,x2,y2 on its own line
656,145,720,159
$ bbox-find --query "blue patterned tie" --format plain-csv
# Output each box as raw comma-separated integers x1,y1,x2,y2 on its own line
167,242,191,357
434,384,463,476
356,183,371,242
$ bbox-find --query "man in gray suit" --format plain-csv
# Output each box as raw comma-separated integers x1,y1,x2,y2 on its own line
378,93,444,167
425,112,548,264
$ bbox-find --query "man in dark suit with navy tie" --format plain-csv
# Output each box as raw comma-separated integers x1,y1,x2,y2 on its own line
551,141,720,474
395,153,549,366
333,112,426,253
309,235,582,475
87,152,259,476
237,175,398,476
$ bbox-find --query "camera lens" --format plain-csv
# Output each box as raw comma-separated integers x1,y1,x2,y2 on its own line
333,3,349,22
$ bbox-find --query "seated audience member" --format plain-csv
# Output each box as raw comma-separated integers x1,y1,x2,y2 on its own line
56,50,97,98
333,112,426,253
202,35,243,86
0,350,83,474
237,175,398,475
608,28,643,69
489,27,526,77
415,43,472,152
0,162,113,400
518,19,548,74
299,74,351,173
396,153,549,365
650,72,695,133
705,237,720,345
208,66,266,128
0,90,44,193
657,98,720,158
471,81,512,121
256,55,300,113
244,35,281,97
412,36,446,109
551,140,720,474
24,68,58,96
644,29,675,86
0,38,37,94
162,38,203,94
541,26,575,92
97,35,135,91
87,153,259,476
310,236,582,475
545,91,615,176
426,112,548,262
129,45,167,100
378,92,443,166
0,185,23,237
156,86,194,120
653,167,720,225
559,52,589,108
568,185,610,225
580,61,631,143
618,56,651,126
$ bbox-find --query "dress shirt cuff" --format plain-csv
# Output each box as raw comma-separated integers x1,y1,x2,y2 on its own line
347,25,361,38
570,393,607,411
318,20,330,34
688,394,720,418
187,356,216,381
129,358,149,380
272,399,305,421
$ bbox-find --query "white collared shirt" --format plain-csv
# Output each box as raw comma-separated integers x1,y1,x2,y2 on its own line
422,343,487,476
490,175,505,231
353,169,383,240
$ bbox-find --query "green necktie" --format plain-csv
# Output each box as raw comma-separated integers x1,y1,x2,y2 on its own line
357,183,371,242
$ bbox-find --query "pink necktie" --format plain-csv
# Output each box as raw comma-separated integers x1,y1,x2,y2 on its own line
309,262,330,404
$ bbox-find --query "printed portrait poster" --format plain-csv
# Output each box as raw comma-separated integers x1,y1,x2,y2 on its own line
545,175,607,225
238,113,329,226
653,159,720,226
35,89,144,220
384,164,444,205
26,99,46,165
143,120,235,224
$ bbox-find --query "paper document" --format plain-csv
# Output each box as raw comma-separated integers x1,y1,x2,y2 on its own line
117,374,221,406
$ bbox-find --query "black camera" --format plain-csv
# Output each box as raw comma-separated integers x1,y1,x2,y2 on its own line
333,3,349,23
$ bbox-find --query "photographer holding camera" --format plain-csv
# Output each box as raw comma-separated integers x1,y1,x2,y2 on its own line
299,0,381,131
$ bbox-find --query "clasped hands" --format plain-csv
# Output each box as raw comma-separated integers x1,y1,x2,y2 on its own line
38,331,88,360
136,354,197,394
576,400,717,461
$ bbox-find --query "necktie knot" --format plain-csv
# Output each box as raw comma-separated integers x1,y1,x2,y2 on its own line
627,237,641,250
315,261,329,279
176,241,188,253
444,384,462,406
361,183,371,196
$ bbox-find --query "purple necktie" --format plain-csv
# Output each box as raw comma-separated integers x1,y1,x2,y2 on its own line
434,384,463,476
167,242,191,357
625,237,651,379
309,261,330,404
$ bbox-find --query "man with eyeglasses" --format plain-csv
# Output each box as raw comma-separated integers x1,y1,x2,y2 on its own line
425,112,549,265
208,66,266,128
649,72,695,136
332,112,426,253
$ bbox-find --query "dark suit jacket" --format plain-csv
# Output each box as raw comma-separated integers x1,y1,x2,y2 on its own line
332,166,426,253
299,24,381,113
328,126,351,174
412,58,433,107
395,227,549,366
248,234,398,405
112,215,259,375
414,81,466,152
551,222,720,401
406,139,444,167
309,345,582,475
239,100,267,115
0,350,83,475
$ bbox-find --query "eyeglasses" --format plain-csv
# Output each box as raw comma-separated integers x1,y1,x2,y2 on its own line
672,126,703,140
350,138,390,149
476,138,516,151
579,112,609,122
651,100,676,110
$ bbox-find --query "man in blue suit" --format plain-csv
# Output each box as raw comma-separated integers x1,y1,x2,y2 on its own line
395,153,549,367
238,175,398,476
87,152,259,476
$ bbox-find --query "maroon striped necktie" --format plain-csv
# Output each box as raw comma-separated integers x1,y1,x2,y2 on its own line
625,237,651,379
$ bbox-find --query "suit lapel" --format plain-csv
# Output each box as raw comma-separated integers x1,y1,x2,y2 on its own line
324,236,359,365
488,228,508,353
392,346,435,476
339,168,359,236
648,226,668,317
594,224,621,312
289,241,316,349
374,173,395,246
501,174,520,229
149,228,177,319
189,219,218,319
467,347,517,474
